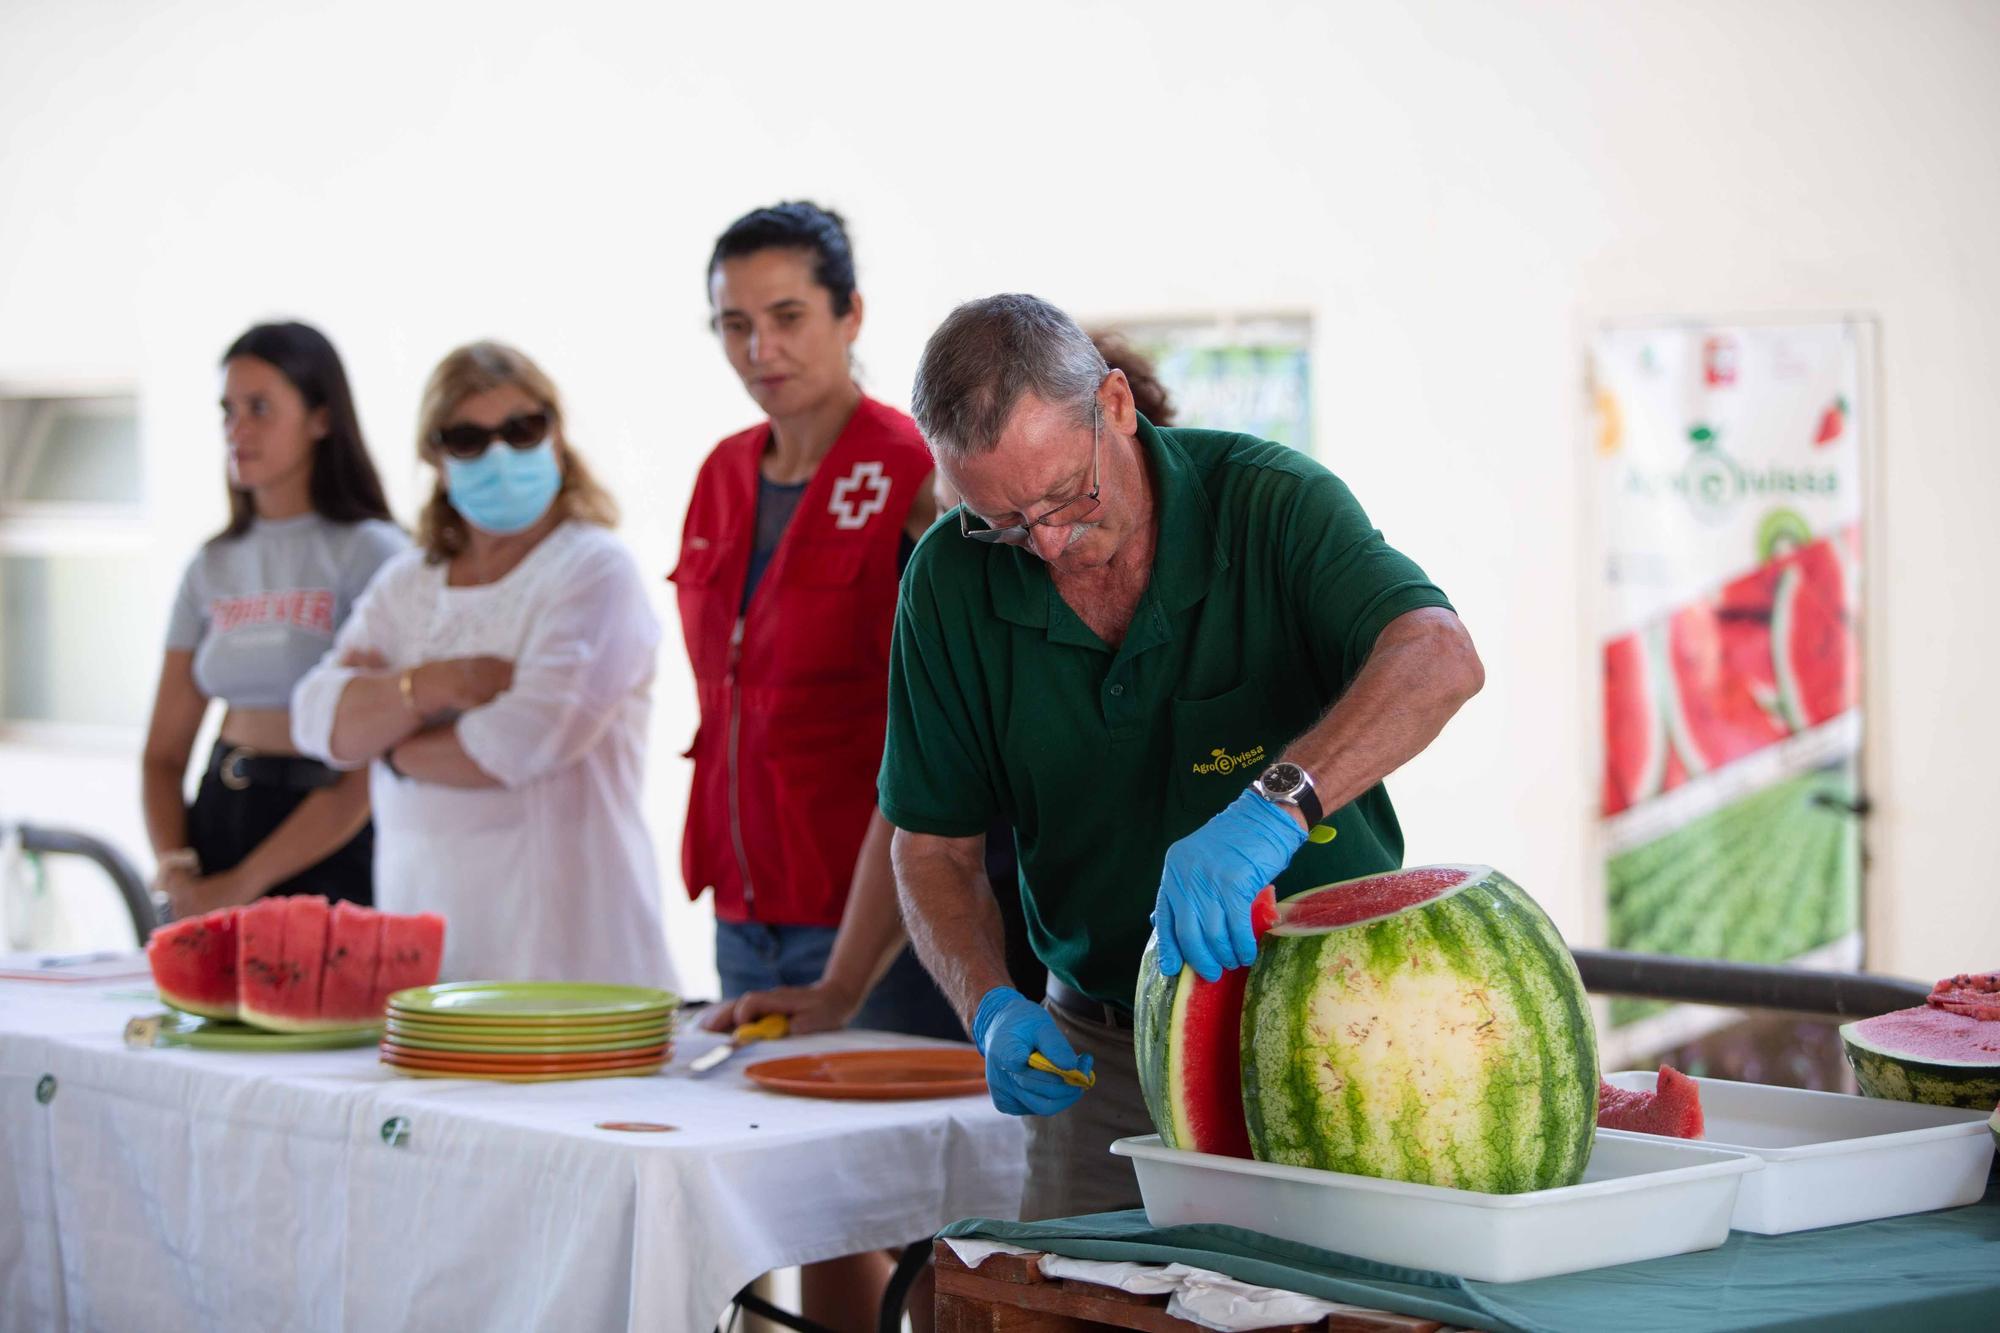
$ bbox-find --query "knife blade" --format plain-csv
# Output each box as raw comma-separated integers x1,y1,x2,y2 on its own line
688,1012,789,1075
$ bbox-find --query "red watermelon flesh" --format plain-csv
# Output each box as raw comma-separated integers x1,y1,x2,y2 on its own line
317,901,385,1027
237,896,338,1032
235,898,293,1027
1134,887,1277,1158
1275,865,1474,930
1598,1065,1705,1139
146,909,239,1019
1929,972,2000,1022
1601,631,1668,816
372,912,447,1012
1772,539,1857,732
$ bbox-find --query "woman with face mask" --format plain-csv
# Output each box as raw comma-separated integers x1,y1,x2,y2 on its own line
143,321,405,920
290,342,674,989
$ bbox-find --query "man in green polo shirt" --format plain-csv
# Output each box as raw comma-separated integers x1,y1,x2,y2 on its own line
883,294,1484,1219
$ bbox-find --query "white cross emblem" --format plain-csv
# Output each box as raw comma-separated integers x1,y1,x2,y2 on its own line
828,461,891,530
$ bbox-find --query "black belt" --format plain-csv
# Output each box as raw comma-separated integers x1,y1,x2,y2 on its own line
1044,974,1134,1031
208,744,339,793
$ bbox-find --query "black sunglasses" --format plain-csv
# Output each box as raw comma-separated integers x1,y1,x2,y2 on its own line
433,411,550,460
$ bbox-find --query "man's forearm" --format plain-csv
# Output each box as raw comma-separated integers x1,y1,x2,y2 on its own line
891,828,1011,1031
1285,607,1484,815
390,725,503,789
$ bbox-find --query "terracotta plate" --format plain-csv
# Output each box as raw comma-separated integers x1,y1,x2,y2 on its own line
384,1062,666,1083
380,1041,668,1073
743,1047,986,1100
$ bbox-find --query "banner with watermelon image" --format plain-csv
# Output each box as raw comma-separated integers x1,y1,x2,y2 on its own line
1590,321,1870,1039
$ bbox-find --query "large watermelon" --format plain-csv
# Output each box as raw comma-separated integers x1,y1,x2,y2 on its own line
1840,1004,2000,1110
1136,887,1278,1158
1240,865,1598,1194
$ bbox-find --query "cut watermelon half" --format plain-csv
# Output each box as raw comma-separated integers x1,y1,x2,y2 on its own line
147,909,239,1019
1598,1065,1705,1139
1134,886,1277,1158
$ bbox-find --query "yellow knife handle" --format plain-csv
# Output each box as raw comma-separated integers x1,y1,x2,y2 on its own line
1028,1051,1097,1089
732,1013,790,1044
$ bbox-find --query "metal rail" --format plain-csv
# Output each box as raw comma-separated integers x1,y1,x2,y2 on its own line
11,821,157,944
1570,947,1928,1018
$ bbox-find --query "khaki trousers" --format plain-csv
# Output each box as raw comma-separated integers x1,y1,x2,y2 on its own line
1018,999,1154,1221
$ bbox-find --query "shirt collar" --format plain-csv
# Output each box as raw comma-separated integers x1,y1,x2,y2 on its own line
984,414,1227,639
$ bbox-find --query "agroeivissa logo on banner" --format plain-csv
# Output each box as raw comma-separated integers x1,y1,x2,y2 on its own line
1618,424,1840,525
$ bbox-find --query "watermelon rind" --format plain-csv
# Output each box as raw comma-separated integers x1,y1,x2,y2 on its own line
1242,865,1598,1194
1840,1010,2000,1111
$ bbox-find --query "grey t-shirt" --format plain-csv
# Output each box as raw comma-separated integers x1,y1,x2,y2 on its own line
166,514,406,709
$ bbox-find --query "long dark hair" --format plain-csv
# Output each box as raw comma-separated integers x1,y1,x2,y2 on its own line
215,321,394,541
708,201,858,315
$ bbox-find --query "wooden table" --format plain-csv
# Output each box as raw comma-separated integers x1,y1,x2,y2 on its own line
934,1241,1472,1333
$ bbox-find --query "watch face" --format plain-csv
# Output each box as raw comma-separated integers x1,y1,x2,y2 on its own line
1261,762,1304,798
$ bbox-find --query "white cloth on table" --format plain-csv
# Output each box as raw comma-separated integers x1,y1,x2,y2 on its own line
290,521,674,990
4,979,1025,1332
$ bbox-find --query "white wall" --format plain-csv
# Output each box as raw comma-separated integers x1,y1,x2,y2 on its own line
2,0,1995,990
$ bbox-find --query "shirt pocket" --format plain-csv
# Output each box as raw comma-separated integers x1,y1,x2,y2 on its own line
1167,678,1287,844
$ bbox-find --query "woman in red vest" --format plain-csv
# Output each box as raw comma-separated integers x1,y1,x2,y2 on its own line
675,201,956,1029
674,199,949,1329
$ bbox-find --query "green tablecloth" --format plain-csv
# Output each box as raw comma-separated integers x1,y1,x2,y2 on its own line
941,1173,2000,1332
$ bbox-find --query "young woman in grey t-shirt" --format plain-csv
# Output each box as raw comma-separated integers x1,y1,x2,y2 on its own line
140,321,405,919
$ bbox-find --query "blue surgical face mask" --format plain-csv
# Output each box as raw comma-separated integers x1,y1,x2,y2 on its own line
444,438,562,535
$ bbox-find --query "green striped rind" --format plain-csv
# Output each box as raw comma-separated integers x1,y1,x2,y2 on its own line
1839,1025,2000,1111
1134,936,1191,1148
1241,866,1597,1194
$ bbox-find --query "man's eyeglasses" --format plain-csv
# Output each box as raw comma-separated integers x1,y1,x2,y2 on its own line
433,411,551,460
959,404,1102,546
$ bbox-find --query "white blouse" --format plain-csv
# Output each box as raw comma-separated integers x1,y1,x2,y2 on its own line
291,522,677,992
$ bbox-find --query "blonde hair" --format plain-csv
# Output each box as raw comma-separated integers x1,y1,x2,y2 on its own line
414,340,619,562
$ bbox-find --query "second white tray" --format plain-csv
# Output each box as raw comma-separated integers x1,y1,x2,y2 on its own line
1600,1070,1995,1234
1111,1130,1759,1283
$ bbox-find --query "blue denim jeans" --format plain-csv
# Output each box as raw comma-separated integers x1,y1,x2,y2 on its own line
714,919,965,1041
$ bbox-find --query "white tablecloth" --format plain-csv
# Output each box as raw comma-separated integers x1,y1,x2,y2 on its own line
0,976,1027,1332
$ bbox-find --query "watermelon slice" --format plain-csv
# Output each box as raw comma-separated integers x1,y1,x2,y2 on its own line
1133,886,1278,1158
1597,1065,1706,1139
1928,972,2000,1022
146,909,239,1019
1662,576,1786,775
317,901,385,1027
238,896,337,1032
372,912,447,1012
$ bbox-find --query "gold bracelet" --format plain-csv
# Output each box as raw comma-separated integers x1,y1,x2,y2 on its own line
398,668,418,715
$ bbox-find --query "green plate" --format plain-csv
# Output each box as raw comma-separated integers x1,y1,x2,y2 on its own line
383,1014,673,1042
156,1013,382,1051
381,1026,671,1055
388,981,678,1023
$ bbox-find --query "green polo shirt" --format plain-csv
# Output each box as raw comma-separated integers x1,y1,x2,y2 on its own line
879,419,1454,1007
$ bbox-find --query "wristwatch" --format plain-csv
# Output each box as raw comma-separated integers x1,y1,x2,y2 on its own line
1253,760,1324,829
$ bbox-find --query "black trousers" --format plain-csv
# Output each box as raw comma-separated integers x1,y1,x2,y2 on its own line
186,742,373,906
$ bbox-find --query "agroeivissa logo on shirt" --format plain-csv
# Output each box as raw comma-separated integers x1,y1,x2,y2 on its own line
1191,743,1267,776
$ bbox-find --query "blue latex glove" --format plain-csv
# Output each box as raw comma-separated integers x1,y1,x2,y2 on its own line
971,987,1095,1117
1152,787,1307,982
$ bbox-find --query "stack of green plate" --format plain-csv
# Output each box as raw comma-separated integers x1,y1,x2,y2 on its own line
381,982,679,1083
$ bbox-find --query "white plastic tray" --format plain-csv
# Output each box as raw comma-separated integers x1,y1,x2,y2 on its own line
1110,1130,1760,1283
1601,1070,1996,1234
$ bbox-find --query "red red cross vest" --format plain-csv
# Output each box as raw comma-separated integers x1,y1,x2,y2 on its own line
670,396,933,926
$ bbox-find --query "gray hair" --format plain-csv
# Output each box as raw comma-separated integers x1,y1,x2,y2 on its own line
911,294,1109,459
